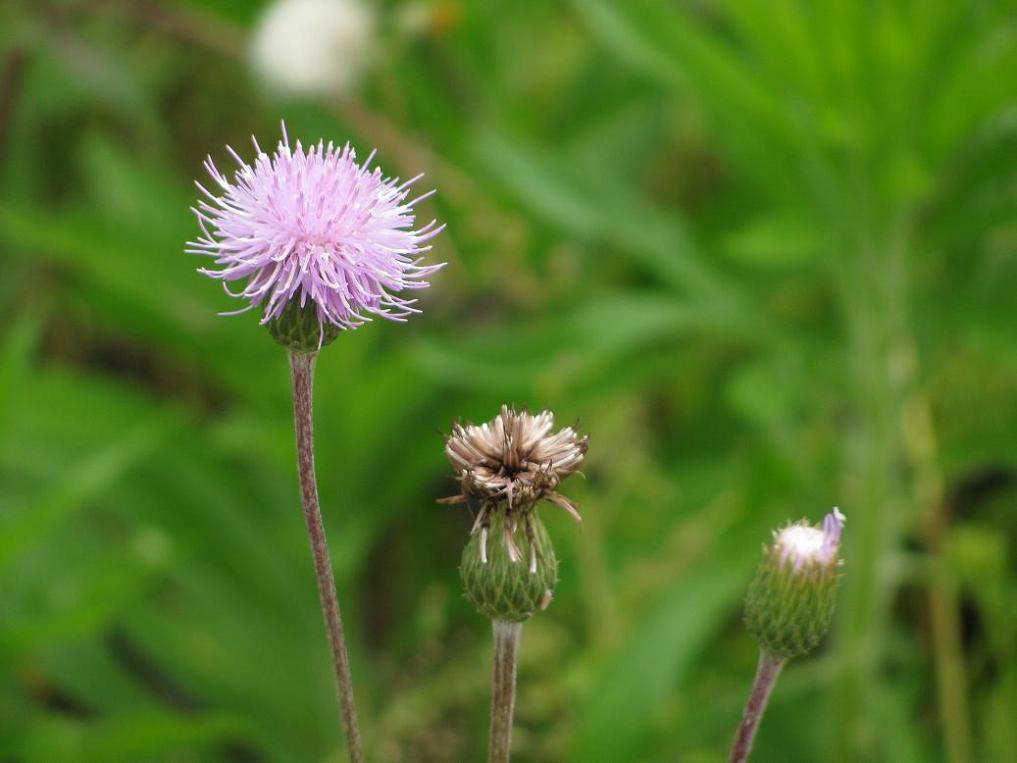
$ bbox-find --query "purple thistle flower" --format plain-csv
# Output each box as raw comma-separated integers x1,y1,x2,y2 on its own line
187,123,444,332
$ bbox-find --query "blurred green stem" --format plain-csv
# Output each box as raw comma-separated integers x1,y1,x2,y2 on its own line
290,351,364,763
908,381,973,763
833,228,971,762
489,621,522,763
832,237,905,759
729,652,785,763
0,47,27,162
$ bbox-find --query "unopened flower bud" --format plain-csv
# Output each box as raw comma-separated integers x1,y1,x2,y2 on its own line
460,510,558,623
744,508,845,659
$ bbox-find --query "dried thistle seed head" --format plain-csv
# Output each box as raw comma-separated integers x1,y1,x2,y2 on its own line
744,508,845,659
440,404,587,518
442,405,586,622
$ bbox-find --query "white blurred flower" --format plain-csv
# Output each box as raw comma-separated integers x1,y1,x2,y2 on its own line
250,0,376,97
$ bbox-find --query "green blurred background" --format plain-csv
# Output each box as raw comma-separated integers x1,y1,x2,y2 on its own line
2,0,1017,761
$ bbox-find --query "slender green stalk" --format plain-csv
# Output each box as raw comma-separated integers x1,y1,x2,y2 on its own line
830,238,903,756
290,351,364,763
832,225,971,762
906,381,973,763
926,555,972,763
489,621,522,763
729,652,785,763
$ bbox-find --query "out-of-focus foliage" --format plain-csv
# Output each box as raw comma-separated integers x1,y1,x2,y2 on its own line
2,0,1017,761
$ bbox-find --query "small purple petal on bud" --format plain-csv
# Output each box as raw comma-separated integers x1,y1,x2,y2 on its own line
821,507,846,561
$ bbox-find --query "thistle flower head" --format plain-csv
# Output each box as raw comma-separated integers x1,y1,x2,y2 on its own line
744,508,845,659
441,404,587,516
187,124,444,344
442,405,587,621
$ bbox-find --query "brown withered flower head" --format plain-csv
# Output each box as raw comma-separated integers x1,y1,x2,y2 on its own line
439,404,588,571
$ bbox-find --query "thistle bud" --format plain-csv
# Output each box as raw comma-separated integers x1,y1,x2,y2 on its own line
460,510,558,623
744,508,845,659
267,299,341,353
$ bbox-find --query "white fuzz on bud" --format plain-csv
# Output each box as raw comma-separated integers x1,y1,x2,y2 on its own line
774,507,844,571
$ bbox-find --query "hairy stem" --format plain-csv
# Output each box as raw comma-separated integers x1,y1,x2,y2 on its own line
489,621,522,763
290,351,364,763
729,652,785,763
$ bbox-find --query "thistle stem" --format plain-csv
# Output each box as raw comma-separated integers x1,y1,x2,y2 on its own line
289,350,364,763
489,621,522,763
729,652,785,763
